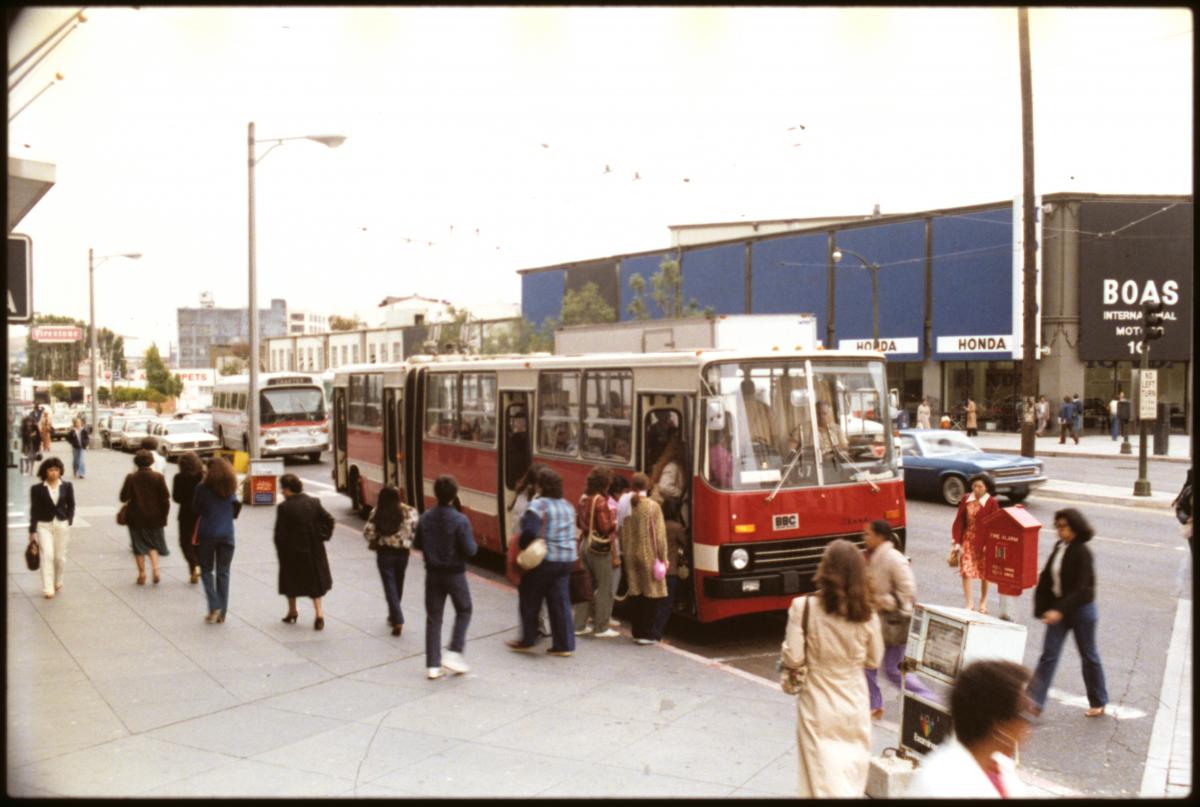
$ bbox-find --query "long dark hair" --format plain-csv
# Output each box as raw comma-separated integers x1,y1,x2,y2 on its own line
536,467,563,500
509,463,547,511
813,539,873,623
629,472,650,510
1053,507,1094,544
584,466,610,496
203,457,238,499
374,485,403,535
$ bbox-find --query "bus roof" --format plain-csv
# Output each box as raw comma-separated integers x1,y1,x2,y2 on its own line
213,372,323,387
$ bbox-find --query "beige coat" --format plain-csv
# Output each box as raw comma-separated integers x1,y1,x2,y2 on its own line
619,496,668,598
781,595,883,797
966,400,978,429
865,542,917,617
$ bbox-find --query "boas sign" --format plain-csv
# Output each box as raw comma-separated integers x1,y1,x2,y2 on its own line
1077,201,1192,361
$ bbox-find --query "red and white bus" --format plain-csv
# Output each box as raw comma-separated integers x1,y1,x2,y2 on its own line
212,372,329,461
331,349,905,623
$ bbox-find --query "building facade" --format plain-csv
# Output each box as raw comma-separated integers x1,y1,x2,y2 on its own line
176,298,288,368
519,193,1193,434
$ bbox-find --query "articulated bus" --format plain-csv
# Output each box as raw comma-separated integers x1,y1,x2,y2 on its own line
331,349,905,623
212,372,329,461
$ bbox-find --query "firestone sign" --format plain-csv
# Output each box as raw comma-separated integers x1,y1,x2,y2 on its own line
31,325,83,343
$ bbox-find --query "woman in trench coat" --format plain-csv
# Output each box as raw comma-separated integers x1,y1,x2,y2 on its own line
780,539,883,797
273,474,335,630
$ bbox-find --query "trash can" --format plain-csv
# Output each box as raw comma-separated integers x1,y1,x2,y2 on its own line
249,459,285,506
1153,403,1171,456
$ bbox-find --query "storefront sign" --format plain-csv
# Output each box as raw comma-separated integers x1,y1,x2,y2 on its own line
31,325,82,343
837,337,920,355
1139,370,1157,420
1077,201,1192,361
935,335,1013,354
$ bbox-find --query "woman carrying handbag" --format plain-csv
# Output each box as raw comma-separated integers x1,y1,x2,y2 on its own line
28,457,76,598
573,467,618,638
365,485,419,637
619,473,669,645
950,474,999,613
507,467,577,656
862,520,933,719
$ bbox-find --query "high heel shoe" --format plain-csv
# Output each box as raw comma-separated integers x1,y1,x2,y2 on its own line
392,624,403,637
314,616,325,631
282,612,298,624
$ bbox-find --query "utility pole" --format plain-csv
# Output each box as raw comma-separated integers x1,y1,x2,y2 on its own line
1134,302,1165,496
1018,7,1038,459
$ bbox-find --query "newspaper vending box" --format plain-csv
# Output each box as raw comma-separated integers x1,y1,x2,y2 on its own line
898,604,1027,758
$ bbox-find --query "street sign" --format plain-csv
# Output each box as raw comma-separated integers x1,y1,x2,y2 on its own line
31,325,83,343
6,235,32,323
1139,369,1157,420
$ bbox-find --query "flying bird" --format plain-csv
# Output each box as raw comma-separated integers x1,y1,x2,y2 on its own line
604,164,611,174
633,171,641,181
786,124,806,131
682,177,690,183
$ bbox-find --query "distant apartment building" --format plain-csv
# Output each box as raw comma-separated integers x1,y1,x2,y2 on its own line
176,297,288,368
288,309,328,335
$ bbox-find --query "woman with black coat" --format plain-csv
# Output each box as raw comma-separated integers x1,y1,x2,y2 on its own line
1026,507,1109,718
119,449,171,586
172,451,205,584
28,457,76,598
273,474,335,630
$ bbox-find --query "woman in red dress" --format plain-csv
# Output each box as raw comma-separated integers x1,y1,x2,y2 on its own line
951,474,1000,613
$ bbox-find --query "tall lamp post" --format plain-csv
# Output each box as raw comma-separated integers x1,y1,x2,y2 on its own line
89,249,142,432
831,246,881,346
247,122,345,460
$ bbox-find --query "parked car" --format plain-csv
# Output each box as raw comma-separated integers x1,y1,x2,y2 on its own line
148,418,174,438
105,415,129,448
898,429,1047,506
156,420,220,460
115,418,153,452
50,410,74,440
182,412,214,434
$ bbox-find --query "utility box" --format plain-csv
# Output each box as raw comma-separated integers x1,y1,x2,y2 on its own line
979,505,1042,596
249,458,285,506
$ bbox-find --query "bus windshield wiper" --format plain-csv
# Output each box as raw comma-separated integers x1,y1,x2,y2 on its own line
767,445,803,502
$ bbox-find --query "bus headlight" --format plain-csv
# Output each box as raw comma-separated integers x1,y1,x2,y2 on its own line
730,548,750,571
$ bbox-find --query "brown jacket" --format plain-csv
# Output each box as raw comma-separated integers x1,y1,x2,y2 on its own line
119,468,171,528
865,541,917,616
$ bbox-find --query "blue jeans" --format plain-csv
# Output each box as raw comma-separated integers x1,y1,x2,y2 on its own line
425,570,471,668
376,548,410,626
866,643,935,710
651,576,679,640
198,539,235,615
518,559,574,651
1111,416,1120,440
1027,601,1109,710
71,446,85,477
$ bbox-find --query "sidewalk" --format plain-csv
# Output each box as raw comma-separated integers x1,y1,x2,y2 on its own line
968,430,1192,464
1,446,1083,796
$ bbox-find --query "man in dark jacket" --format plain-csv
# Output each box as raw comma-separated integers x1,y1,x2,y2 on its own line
1057,396,1079,445
65,417,90,479
414,474,477,679
273,474,335,630
1027,507,1108,717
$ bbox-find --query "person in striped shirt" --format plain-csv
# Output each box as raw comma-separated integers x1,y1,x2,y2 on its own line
507,468,578,656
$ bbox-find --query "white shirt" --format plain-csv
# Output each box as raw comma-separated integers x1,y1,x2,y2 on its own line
1050,540,1067,598
1109,399,1119,416
151,453,167,475
906,737,1025,798
46,481,60,506
615,491,635,529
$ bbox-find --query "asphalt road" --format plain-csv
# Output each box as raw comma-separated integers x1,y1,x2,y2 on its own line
289,453,1189,796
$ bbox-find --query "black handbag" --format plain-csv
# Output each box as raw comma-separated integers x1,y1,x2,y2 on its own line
25,539,40,571
568,567,593,604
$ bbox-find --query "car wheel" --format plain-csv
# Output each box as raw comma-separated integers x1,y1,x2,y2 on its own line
1006,488,1029,504
941,475,966,506
308,452,321,463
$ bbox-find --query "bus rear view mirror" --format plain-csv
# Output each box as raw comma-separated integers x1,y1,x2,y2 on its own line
706,399,725,431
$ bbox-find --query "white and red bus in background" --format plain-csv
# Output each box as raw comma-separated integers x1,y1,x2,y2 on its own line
331,349,905,623
212,372,329,461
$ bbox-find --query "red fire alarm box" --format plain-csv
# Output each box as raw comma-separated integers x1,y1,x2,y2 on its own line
979,505,1042,596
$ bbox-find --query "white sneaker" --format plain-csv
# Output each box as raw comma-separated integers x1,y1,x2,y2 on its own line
442,651,470,674
574,626,593,636
608,619,621,628
633,638,657,645
426,667,444,680
593,629,620,638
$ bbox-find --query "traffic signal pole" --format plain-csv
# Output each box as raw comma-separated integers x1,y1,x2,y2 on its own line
1133,301,1165,496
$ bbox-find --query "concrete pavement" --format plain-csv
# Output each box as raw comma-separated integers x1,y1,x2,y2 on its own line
967,429,1192,464
2,442,1158,797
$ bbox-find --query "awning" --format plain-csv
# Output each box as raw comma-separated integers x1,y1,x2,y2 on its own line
7,156,56,233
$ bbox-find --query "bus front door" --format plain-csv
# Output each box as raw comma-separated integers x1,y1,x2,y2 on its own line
332,387,348,492
383,388,403,491
500,391,532,548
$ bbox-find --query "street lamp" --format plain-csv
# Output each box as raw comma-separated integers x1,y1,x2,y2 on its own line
89,249,142,431
831,246,881,346
247,122,345,460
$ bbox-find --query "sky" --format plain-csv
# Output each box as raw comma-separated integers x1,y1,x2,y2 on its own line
6,6,1193,356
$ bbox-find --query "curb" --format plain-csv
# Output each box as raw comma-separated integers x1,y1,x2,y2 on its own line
984,447,1191,464
1036,486,1174,511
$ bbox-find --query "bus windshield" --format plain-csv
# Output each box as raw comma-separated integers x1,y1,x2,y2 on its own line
702,359,897,491
261,387,325,425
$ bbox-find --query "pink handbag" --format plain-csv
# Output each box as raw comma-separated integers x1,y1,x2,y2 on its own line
651,518,667,582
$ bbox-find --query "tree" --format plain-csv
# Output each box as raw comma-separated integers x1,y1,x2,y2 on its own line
143,344,182,398
329,315,364,331
95,327,127,381
437,305,473,352
561,282,617,326
482,317,555,355
626,256,712,320
24,313,87,380
97,386,112,404
50,382,69,401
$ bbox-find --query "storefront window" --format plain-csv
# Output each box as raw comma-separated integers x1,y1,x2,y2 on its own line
1085,361,1189,434
942,361,1026,431
886,362,924,425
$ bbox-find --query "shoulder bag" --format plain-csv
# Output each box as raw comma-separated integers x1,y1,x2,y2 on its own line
569,499,597,604
583,494,611,552
364,509,380,551
880,556,913,646
779,596,810,695
516,503,548,570
116,504,129,526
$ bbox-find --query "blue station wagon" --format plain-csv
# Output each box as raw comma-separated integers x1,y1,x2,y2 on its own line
899,429,1048,506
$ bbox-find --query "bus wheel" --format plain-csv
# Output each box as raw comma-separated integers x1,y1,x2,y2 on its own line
349,469,366,516
941,475,966,506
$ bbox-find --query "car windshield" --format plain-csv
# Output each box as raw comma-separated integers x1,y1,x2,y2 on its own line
261,387,325,425
165,421,204,434
124,420,150,431
702,358,897,491
918,432,981,456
